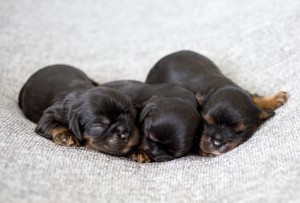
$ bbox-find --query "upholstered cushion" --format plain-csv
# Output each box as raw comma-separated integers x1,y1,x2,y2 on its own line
1,0,299,202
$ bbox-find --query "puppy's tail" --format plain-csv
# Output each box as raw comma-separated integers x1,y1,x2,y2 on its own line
18,84,26,109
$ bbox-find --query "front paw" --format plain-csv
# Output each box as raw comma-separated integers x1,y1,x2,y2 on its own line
51,127,80,147
129,151,151,163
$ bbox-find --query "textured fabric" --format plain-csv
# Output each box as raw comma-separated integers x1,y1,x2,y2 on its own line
1,0,300,202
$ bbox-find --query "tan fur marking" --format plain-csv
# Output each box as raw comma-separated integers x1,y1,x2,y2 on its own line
234,123,246,132
203,114,215,125
129,151,151,163
252,91,288,111
51,127,69,137
259,111,273,121
51,127,79,147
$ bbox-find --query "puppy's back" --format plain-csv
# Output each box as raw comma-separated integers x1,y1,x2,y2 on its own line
19,65,95,123
103,80,198,108
146,50,236,94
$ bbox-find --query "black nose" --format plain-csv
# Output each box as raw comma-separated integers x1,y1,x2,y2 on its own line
212,139,223,148
116,126,130,141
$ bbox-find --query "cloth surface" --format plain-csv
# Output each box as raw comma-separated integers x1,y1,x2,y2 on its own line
0,0,299,202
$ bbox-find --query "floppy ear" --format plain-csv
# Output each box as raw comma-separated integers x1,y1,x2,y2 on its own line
259,110,275,122
195,92,206,107
139,103,157,123
35,105,64,139
68,112,83,141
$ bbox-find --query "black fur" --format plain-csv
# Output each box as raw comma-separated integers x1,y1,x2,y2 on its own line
19,65,139,156
103,80,201,162
146,50,274,156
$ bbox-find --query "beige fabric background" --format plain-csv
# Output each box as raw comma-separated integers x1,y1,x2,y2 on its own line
0,0,299,202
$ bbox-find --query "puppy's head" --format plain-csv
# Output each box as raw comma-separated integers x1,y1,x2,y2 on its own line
197,87,274,156
68,86,140,156
138,97,201,162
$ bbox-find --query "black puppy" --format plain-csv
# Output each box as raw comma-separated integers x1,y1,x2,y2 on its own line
19,65,139,156
103,80,201,162
146,50,288,157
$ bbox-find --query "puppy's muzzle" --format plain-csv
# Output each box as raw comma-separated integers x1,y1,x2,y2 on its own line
115,125,130,142
211,134,225,149
199,133,242,156
152,155,174,162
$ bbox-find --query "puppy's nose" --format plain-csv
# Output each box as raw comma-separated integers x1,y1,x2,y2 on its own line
116,126,130,141
118,133,130,141
212,139,222,148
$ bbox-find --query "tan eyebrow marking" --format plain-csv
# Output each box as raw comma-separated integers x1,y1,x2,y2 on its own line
234,122,246,132
203,114,215,125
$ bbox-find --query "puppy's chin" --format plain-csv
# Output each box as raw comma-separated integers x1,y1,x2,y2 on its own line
84,127,140,156
199,133,243,157
138,136,185,162
152,155,174,162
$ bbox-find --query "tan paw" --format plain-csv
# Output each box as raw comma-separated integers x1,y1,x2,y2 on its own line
252,91,289,111
51,127,80,147
272,91,288,109
129,151,151,163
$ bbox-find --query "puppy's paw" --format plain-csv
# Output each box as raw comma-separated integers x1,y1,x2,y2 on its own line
272,91,288,109
252,91,289,111
53,133,80,147
51,127,80,147
129,151,151,163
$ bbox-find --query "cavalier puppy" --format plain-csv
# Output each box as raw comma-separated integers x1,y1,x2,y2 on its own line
146,50,288,157
19,65,139,156
103,80,201,162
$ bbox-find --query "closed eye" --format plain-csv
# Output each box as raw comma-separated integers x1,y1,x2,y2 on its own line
235,130,244,135
100,118,111,127
227,138,235,142
87,126,105,136
146,137,158,143
168,149,177,154
147,132,159,142
99,123,108,128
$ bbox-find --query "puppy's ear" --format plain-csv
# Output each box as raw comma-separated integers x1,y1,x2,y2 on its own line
35,116,57,139
69,112,83,141
35,105,64,139
139,103,157,123
259,110,275,122
195,92,206,106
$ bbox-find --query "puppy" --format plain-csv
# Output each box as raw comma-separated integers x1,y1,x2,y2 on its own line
146,50,288,157
19,65,139,156
102,80,201,162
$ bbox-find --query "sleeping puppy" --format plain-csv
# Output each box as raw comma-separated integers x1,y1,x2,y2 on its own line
19,65,139,156
102,80,201,162
146,50,288,157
